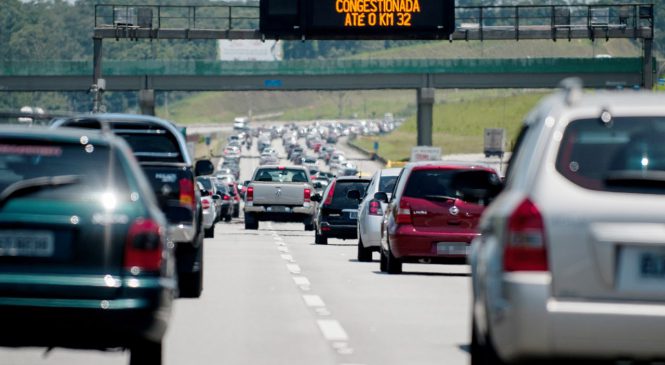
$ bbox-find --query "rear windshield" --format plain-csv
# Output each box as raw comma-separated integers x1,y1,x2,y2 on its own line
556,117,665,194
379,175,398,193
331,180,370,208
215,184,229,194
403,169,502,205
116,132,182,163
254,168,309,183
197,177,214,191
0,140,130,201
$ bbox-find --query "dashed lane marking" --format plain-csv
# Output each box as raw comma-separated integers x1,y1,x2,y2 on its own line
281,254,295,262
293,276,310,286
317,320,349,341
286,264,301,274
302,294,325,307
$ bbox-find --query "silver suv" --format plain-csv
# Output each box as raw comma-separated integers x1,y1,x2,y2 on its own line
470,81,665,364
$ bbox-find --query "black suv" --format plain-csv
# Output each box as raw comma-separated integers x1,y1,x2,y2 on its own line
312,176,370,245
52,114,214,298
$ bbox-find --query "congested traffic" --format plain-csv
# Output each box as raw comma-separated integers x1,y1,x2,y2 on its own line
2,82,665,365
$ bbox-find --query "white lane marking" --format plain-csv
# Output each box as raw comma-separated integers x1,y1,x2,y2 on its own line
317,320,349,341
281,254,294,262
315,307,331,316
278,246,290,253
293,276,310,286
286,264,301,274
274,235,284,241
302,294,325,307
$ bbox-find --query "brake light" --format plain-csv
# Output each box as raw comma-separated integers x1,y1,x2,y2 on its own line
324,180,336,205
503,199,548,272
223,194,231,201
304,188,311,203
247,186,254,202
201,198,211,210
179,178,196,210
396,199,412,224
124,219,163,272
369,200,383,216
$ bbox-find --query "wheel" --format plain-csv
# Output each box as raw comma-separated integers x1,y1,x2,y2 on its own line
233,205,240,218
304,218,315,231
224,214,232,222
357,236,372,262
385,243,402,274
470,315,506,365
204,226,215,238
130,340,162,365
244,213,258,230
379,247,388,272
315,231,328,245
178,235,204,298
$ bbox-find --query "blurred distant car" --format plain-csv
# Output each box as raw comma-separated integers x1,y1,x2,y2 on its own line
338,162,359,177
198,181,217,237
312,176,371,245
214,182,234,222
471,87,665,364
257,136,271,153
0,126,173,363
356,168,401,261
302,155,318,170
329,153,347,171
380,161,501,274
197,176,222,221
260,151,279,166
223,145,241,159
227,182,241,218
289,147,305,163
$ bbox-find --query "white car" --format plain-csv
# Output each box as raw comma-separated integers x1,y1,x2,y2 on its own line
470,82,665,364
356,168,401,261
197,182,217,239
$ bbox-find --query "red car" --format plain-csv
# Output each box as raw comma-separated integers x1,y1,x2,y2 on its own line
379,162,502,274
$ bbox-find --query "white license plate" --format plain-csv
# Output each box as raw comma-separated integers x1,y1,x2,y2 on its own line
0,230,54,257
436,242,469,255
640,251,665,278
267,206,291,213
349,211,358,219
617,246,665,292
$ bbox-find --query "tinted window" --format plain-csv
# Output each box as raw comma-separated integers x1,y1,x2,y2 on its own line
331,181,369,208
0,139,130,200
197,177,214,191
254,168,309,183
403,169,501,205
116,132,182,163
379,175,398,193
556,117,665,194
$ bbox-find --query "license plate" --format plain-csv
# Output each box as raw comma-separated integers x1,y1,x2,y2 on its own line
639,252,665,278
349,211,358,219
0,230,54,257
617,246,665,292
436,242,469,256
267,206,290,213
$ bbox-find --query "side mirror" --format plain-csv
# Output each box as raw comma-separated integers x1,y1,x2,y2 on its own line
212,194,221,201
347,190,361,200
311,194,322,203
195,159,214,176
374,191,389,203
314,181,323,189
201,189,211,197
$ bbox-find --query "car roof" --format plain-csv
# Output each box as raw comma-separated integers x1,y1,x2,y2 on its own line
334,176,371,182
380,168,402,177
1,124,114,147
406,160,497,173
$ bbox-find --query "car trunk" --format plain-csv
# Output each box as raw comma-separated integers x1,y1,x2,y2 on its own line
141,163,195,224
406,196,483,233
323,180,369,224
252,182,307,206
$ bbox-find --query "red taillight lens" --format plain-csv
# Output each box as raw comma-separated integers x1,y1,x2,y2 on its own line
247,186,254,202
179,178,196,210
223,194,231,201
503,199,548,272
396,199,412,224
304,188,311,202
324,181,336,205
369,200,383,216
125,219,163,272
202,198,211,210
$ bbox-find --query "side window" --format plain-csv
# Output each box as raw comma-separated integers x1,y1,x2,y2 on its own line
391,168,407,200
505,124,530,185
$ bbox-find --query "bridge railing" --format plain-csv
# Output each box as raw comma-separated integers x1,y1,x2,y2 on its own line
0,58,645,77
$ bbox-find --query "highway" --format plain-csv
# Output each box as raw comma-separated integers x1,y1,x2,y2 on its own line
0,137,471,365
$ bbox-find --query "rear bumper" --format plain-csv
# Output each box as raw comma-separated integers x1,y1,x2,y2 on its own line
168,223,196,244
321,222,357,239
488,272,665,362
359,215,383,248
389,225,478,260
245,205,314,222
202,209,215,229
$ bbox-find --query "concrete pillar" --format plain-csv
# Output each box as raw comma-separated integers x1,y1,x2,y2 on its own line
643,38,654,89
139,89,156,116
92,37,103,86
417,87,435,146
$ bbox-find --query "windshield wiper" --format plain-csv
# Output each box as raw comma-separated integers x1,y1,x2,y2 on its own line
422,194,458,202
0,175,82,207
604,170,665,188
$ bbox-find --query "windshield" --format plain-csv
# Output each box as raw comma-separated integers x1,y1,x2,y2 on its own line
379,175,398,193
254,168,310,183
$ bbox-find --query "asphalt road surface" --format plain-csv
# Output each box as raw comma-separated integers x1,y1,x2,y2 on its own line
0,137,471,365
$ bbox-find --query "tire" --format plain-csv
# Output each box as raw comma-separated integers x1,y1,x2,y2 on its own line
379,247,388,272
304,217,315,231
224,214,232,222
178,234,204,298
470,315,506,365
233,204,240,218
204,226,215,238
130,340,162,365
245,213,258,230
357,236,372,262
315,231,328,245
385,243,402,274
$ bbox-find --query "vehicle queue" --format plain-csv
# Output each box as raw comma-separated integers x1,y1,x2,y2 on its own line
1,83,665,365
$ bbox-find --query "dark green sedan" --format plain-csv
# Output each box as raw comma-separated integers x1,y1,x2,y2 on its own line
0,126,175,364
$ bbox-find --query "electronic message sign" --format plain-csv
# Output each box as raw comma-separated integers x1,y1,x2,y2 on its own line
261,0,455,39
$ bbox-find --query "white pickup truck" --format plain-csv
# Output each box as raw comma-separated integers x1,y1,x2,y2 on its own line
244,165,317,230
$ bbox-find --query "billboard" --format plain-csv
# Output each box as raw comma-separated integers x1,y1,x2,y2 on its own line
218,40,283,61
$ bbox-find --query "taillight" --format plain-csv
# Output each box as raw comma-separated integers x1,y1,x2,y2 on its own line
324,181,336,205
223,194,231,201
124,219,163,272
503,199,548,272
369,200,383,216
304,188,311,203
201,198,211,210
179,178,196,210
247,186,254,202
396,199,412,224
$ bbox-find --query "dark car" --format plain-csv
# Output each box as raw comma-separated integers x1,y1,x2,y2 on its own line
380,162,502,274
52,114,214,298
214,182,234,222
227,182,241,218
0,126,174,363
312,176,371,245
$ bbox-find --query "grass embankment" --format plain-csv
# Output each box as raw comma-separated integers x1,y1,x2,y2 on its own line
354,90,549,160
